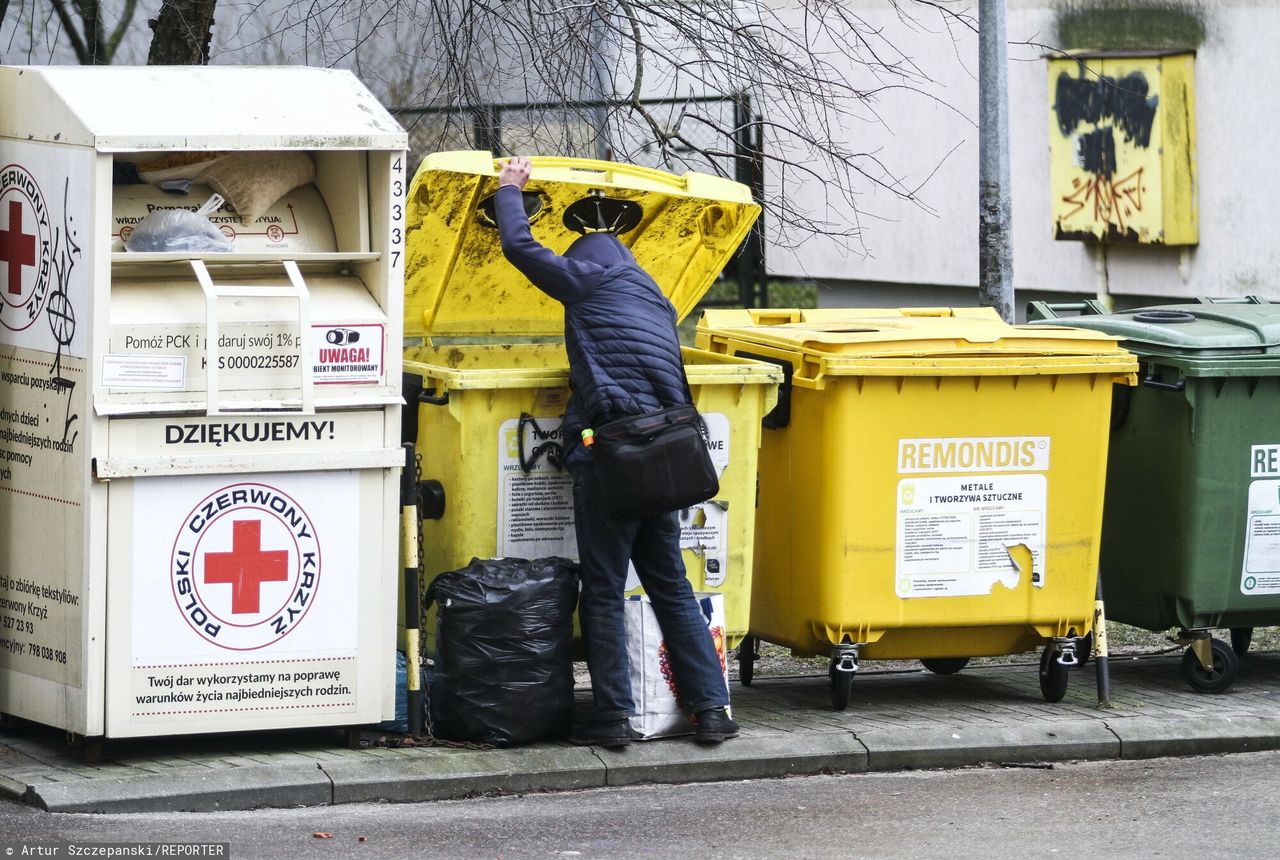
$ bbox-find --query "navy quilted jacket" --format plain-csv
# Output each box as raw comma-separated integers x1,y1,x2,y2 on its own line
495,185,689,463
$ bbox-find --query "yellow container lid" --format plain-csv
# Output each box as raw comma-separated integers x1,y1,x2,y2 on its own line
698,307,1139,379
404,151,760,340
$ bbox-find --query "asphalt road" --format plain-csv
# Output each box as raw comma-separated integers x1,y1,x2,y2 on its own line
0,750,1275,859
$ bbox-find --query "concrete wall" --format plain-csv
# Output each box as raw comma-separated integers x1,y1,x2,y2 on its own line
767,1,1276,314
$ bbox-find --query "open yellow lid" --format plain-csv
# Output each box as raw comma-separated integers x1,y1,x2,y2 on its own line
697,307,1139,379
404,151,759,340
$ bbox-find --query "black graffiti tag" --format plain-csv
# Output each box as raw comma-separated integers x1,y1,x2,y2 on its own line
1055,69,1159,154
47,177,80,448
1054,67,1160,235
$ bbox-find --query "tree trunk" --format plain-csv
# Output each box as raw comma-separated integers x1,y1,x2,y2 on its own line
147,0,217,65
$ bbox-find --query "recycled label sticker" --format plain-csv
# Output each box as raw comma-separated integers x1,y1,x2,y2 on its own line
101,354,186,390
680,502,728,588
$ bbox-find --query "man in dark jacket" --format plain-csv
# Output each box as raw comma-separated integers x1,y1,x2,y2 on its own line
495,155,738,746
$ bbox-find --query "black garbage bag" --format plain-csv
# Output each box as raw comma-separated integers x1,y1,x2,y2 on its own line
426,557,579,746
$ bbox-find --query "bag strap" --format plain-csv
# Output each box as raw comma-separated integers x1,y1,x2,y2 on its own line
678,368,695,410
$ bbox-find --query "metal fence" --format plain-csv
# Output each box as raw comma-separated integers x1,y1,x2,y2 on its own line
391,95,767,307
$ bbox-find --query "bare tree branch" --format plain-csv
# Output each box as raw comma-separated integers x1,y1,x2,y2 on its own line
45,0,90,62
33,0,142,62
8,0,979,254
107,0,136,56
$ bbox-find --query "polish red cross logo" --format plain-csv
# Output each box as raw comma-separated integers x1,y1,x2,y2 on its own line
0,163,52,332
171,482,322,651
203,520,290,614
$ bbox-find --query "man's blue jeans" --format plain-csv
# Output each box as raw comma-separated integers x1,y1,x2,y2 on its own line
571,462,729,721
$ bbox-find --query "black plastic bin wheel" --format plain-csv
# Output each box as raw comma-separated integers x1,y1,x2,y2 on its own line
1074,632,1093,669
829,661,853,711
1230,627,1254,659
737,635,758,687
1039,646,1069,703
921,657,970,675
1181,638,1238,694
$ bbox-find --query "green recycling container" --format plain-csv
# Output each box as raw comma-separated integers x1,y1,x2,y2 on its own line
1028,297,1280,694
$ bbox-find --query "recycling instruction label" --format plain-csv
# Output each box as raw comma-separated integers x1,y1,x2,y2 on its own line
1242,479,1280,595
497,415,576,560
896,474,1046,598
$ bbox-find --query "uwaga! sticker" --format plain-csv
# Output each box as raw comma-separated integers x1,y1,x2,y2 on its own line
171,482,321,651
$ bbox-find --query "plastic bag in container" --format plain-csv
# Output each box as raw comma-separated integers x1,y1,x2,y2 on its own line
375,650,428,734
125,194,233,253
425,557,579,746
198,152,315,224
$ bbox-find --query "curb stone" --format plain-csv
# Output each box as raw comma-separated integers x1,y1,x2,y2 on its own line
29,764,332,813
599,731,869,787
323,745,605,805
855,721,1120,772
1107,714,1280,760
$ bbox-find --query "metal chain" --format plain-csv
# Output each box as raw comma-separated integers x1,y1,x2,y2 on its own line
415,452,425,577
406,452,493,751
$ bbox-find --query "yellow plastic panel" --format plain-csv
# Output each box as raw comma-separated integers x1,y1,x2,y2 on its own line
404,151,759,339
1048,51,1197,245
697,307,1140,380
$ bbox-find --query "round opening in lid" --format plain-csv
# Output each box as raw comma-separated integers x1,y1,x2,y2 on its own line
562,192,643,235
1132,310,1198,324
475,190,549,228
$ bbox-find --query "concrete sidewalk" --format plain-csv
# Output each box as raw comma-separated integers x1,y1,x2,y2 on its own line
3,651,1280,813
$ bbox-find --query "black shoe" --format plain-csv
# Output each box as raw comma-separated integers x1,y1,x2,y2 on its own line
569,719,632,748
694,707,739,743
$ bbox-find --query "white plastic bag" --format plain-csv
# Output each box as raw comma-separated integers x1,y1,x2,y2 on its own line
125,194,233,253
625,592,729,739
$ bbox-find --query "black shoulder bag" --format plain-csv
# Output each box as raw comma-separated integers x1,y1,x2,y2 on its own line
589,376,719,519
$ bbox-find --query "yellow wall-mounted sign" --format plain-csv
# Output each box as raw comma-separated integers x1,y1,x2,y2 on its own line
1048,51,1197,245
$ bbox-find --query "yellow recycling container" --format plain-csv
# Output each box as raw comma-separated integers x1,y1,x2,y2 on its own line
402,151,781,647
697,307,1138,709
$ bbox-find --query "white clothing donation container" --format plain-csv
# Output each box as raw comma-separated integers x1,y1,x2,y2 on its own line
0,66,408,739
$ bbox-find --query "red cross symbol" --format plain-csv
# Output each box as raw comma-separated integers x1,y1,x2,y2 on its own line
203,520,290,615
0,200,36,297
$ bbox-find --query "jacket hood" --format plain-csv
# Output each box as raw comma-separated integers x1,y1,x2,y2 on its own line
563,232,636,267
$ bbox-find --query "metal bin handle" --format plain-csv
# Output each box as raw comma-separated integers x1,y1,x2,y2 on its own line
191,259,315,416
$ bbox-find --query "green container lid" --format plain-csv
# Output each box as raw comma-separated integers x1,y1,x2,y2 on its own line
1027,299,1280,376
